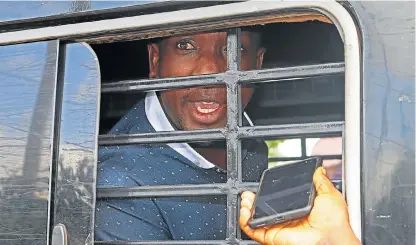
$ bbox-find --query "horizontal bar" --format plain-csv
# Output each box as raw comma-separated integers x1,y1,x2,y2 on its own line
94,240,260,245
97,182,259,199
97,183,226,198
102,74,222,93
99,129,224,145
97,179,341,199
239,242,259,245
238,121,344,139
268,155,342,162
94,241,226,245
238,182,259,193
239,62,344,83
101,63,344,93
98,122,343,146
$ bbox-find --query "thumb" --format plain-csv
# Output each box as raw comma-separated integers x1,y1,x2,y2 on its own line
313,167,338,195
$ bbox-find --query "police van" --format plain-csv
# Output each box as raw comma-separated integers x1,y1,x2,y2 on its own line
0,1,414,245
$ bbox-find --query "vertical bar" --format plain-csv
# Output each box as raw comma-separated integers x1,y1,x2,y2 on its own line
301,137,307,157
48,40,64,245
227,28,241,71
341,126,346,199
226,28,241,242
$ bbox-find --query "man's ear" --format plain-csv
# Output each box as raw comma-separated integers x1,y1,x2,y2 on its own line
256,47,266,69
148,43,160,78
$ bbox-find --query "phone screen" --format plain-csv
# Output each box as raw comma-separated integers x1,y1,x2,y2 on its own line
253,158,318,219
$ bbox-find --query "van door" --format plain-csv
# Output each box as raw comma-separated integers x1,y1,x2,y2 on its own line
50,43,100,245
0,41,59,245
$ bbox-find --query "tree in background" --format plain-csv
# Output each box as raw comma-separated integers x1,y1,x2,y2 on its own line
265,139,284,167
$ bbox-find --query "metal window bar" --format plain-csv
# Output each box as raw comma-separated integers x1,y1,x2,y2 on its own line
268,155,342,162
99,121,344,145
301,137,307,158
101,62,344,93
95,27,345,244
95,240,261,245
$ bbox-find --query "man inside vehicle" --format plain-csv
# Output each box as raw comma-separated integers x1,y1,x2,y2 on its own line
95,28,361,245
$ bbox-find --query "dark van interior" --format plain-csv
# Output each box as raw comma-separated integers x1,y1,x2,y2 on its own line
91,21,344,134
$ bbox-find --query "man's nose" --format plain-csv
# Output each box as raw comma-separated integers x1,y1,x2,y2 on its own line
191,53,227,75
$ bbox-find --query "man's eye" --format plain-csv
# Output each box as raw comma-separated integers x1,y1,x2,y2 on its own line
176,41,196,50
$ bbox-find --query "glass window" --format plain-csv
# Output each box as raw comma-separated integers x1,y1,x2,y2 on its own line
52,43,101,245
0,41,58,245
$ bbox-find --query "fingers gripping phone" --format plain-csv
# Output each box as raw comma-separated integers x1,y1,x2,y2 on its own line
248,157,322,229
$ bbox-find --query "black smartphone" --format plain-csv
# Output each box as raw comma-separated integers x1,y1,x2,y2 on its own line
248,157,323,229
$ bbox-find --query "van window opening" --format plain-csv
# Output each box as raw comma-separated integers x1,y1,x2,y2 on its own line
0,2,361,244
91,10,349,244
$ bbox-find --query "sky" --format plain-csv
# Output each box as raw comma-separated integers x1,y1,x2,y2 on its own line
0,1,153,22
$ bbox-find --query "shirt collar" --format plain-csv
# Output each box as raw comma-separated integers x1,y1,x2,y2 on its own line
145,91,253,169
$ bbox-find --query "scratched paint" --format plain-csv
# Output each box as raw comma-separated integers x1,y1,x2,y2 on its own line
347,1,415,245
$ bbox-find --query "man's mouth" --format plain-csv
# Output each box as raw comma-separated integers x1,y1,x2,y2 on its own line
186,100,226,125
194,102,221,114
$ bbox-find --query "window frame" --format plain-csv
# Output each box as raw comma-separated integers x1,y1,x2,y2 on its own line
0,1,362,244
0,40,60,245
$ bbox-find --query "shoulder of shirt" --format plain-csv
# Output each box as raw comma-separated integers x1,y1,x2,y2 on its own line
97,143,204,187
108,99,154,134
97,143,178,187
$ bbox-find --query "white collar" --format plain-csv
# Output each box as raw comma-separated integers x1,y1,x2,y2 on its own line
145,91,253,169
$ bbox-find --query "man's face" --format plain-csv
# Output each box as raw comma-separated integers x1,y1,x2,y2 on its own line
148,31,265,130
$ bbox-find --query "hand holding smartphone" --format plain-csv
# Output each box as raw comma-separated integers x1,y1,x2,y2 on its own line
248,157,322,229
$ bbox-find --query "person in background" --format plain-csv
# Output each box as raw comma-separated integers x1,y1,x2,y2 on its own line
312,137,343,180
